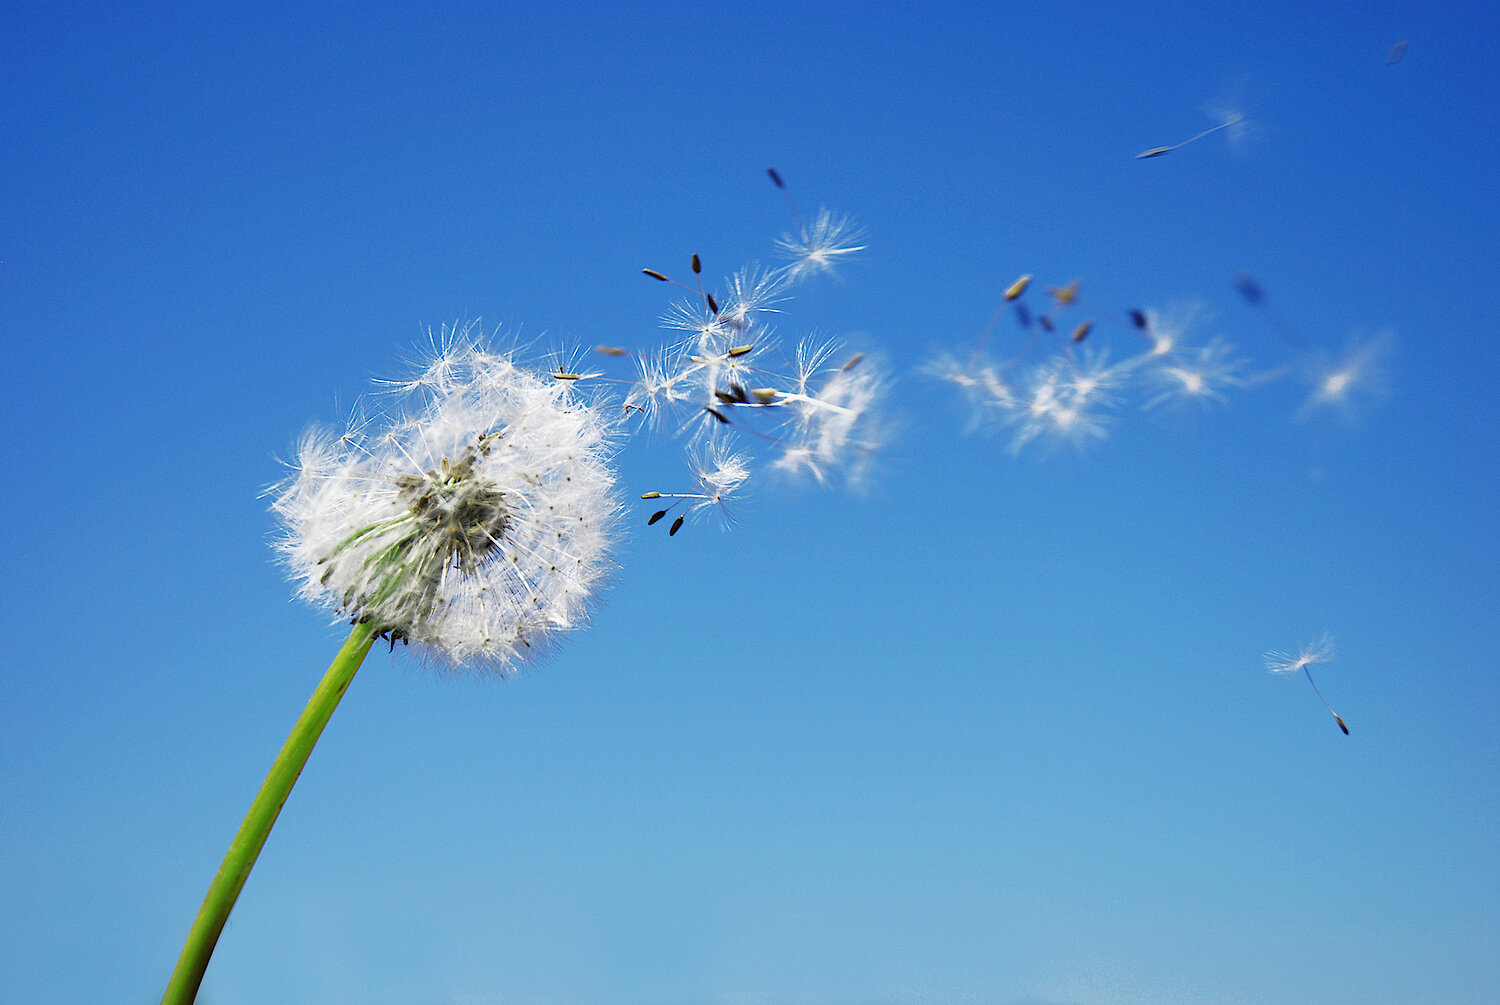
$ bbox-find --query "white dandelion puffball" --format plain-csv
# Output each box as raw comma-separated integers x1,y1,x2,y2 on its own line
272,327,620,671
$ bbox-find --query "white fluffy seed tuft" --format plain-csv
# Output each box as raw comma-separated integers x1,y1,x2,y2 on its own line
271,322,620,673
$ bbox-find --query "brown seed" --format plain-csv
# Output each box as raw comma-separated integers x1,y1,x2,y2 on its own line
647,510,667,525
1047,280,1081,306
1071,321,1093,343
706,293,719,314
704,406,731,424
643,269,669,281
595,345,628,356
669,515,685,536
691,254,701,274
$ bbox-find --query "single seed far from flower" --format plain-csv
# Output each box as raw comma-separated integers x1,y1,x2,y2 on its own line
595,345,628,356
1071,321,1093,343
1136,146,1173,158
842,353,864,371
767,167,785,189
643,269,670,281
1005,274,1033,301
1129,309,1148,329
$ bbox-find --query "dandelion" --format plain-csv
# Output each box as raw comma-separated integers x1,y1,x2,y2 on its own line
1006,351,1120,455
1136,96,1251,159
775,207,866,282
641,445,751,534
1265,633,1349,734
161,323,619,1003
924,351,1015,433
1296,331,1394,423
1142,337,1246,411
770,340,887,485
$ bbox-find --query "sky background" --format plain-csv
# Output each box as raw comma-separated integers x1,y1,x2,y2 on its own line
3,3,1498,1003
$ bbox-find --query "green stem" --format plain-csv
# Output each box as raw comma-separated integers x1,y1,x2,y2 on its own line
161,620,378,1004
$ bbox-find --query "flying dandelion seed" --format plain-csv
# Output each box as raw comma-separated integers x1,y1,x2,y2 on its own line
1296,331,1394,424
1137,99,1250,159
1265,633,1349,734
775,208,866,282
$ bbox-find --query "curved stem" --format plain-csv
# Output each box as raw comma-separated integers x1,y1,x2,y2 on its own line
162,620,378,1004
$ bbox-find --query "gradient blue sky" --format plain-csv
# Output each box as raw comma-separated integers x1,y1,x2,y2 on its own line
3,3,1498,1003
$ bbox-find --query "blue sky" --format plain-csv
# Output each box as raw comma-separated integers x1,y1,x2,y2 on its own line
3,3,1497,1003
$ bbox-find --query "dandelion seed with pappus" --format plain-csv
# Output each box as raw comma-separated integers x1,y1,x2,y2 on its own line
160,323,620,1003
1265,633,1349,734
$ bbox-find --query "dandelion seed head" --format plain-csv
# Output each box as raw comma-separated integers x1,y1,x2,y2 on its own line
272,322,620,673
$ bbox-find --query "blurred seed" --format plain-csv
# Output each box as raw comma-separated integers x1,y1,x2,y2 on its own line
1015,303,1033,328
841,353,864,371
705,406,731,424
1047,280,1080,306
1128,309,1147,329
1004,274,1032,300
1136,146,1173,158
670,515,685,536
1335,714,1350,735
1071,321,1093,343
1233,273,1264,304
1039,315,1054,332
751,388,779,403
643,269,670,281
767,167,785,188
595,345,628,356
1386,39,1407,65
714,390,739,405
